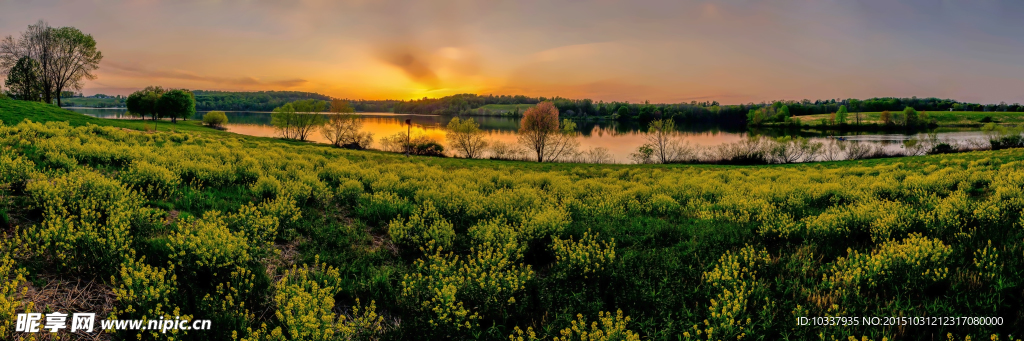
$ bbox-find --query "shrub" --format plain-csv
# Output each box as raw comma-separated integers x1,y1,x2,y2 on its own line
827,233,950,296
22,170,142,275
388,201,456,250
550,310,640,341
203,110,228,128
110,257,189,339
551,230,616,279
357,191,414,227
119,160,180,198
263,260,384,341
402,241,533,332
0,246,26,338
166,211,253,278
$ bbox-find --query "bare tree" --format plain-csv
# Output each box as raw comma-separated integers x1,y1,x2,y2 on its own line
820,140,847,162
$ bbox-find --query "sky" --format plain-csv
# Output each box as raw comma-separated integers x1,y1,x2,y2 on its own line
2,0,1024,104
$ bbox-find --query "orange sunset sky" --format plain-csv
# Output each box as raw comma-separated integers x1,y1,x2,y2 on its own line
3,0,1024,104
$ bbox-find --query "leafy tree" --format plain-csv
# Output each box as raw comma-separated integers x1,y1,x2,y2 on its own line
747,108,768,125
903,106,919,127
836,105,848,124
778,105,790,121
272,99,326,141
630,144,655,164
330,99,355,114
202,111,228,128
4,56,42,101
125,86,165,121
517,102,578,162
616,106,629,120
156,89,195,123
47,26,102,107
0,21,102,107
849,99,861,124
446,117,488,159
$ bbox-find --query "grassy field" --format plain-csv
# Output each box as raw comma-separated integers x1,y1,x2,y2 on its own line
1,98,240,135
0,98,1021,340
59,97,125,108
792,111,1024,127
475,103,536,115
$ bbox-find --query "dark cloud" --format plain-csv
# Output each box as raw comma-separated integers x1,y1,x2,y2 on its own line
104,61,308,88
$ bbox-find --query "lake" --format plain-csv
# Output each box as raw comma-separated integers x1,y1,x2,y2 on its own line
66,108,993,163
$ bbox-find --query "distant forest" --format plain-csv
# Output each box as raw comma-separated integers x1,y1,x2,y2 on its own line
389,94,1024,126
69,90,1024,125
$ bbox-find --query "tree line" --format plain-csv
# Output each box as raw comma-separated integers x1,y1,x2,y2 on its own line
125,86,196,123
0,20,102,107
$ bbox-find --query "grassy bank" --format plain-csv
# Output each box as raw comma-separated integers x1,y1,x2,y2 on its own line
59,96,125,108
0,98,1021,340
788,110,1024,127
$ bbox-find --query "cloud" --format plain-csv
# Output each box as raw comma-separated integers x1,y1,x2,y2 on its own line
374,44,441,89
104,61,308,88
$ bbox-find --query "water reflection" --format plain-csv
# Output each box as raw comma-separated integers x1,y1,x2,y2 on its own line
66,108,991,163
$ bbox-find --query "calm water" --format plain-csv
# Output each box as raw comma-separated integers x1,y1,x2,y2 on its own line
67,108,992,163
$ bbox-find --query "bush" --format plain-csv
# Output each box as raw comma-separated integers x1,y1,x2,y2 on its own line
22,170,142,276
119,160,180,198
203,110,228,128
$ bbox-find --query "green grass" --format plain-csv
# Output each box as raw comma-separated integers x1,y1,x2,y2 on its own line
1,98,264,136
59,97,124,108
792,111,1024,127
476,103,535,114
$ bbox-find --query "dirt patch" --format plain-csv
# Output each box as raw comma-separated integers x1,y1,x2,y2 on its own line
16,276,116,341
264,237,304,281
163,210,180,226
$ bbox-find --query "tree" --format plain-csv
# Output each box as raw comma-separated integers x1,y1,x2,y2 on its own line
4,56,42,101
446,117,488,159
616,106,629,120
646,119,693,163
47,27,101,107
517,101,578,162
156,89,195,123
630,144,655,164
849,99,861,124
321,113,373,149
1,21,55,104
330,99,354,114
1,21,102,107
202,111,228,128
272,99,326,141
320,99,371,148
125,86,165,121
778,105,790,121
903,106,919,127
836,105,848,124
880,110,892,125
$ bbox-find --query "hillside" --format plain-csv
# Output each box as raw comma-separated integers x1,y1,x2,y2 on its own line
0,97,1020,340
193,90,334,111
